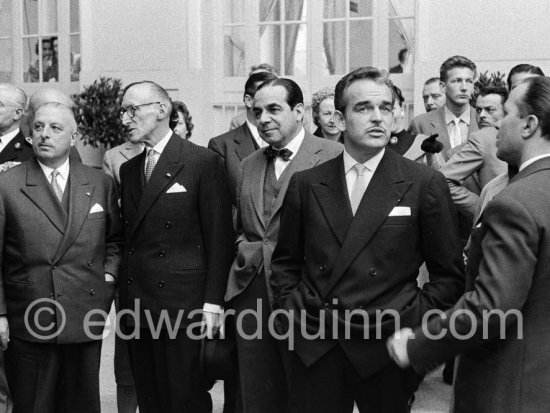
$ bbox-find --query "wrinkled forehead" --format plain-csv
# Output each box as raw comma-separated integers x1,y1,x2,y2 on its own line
34,103,76,127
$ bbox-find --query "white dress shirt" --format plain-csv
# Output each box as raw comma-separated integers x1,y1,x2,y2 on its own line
343,148,385,203
274,127,305,180
38,157,70,193
519,153,550,172
445,106,471,148
0,128,21,153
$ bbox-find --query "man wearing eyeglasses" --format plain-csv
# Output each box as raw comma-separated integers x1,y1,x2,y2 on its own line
118,81,234,413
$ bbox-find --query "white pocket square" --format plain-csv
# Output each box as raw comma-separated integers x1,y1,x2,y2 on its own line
388,206,411,216
166,183,186,193
89,203,104,214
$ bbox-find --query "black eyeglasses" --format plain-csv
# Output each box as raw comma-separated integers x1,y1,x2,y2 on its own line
119,102,161,119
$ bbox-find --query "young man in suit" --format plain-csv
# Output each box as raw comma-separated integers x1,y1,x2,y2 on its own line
269,67,464,413
0,102,122,413
409,56,478,161
0,83,33,168
118,81,234,412
389,75,550,413
225,78,342,412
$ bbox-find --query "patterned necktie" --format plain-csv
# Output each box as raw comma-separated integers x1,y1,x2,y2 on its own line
349,163,368,216
145,148,157,183
50,170,63,202
264,146,293,162
449,118,462,148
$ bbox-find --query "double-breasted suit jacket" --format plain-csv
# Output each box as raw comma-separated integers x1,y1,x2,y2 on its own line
0,157,122,343
119,134,234,328
225,133,342,307
408,156,550,413
270,149,465,379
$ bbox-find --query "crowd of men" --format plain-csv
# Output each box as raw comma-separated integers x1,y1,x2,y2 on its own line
0,54,549,413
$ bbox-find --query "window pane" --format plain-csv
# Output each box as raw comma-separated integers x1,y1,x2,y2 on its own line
0,39,12,82
388,18,414,74
323,21,346,75
260,0,281,22
223,0,246,23
22,0,39,35
389,0,415,18
285,0,306,21
324,0,347,18
70,0,80,32
259,24,282,75
0,0,12,37
223,26,246,77
41,0,58,33
71,34,81,81
350,0,373,17
23,37,39,82
284,23,306,76
23,37,58,83
349,20,373,71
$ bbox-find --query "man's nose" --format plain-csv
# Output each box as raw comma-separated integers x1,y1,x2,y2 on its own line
371,107,383,121
121,112,132,125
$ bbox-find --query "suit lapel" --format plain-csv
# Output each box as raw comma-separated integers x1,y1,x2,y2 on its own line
234,123,257,161
509,156,550,185
311,155,352,245
21,158,67,234
128,134,184,239
121,141,144,161
53,161,94,263
324,150,412,297
433,108,451,152
248,152,268,229
128,151,146,208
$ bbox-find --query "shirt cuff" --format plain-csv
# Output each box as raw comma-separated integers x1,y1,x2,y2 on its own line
203,303,223,314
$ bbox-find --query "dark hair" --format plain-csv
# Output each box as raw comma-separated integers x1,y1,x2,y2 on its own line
478,86,508,105
255,78,304,109
334,67,395,114
439,56,477,82
424,77,441,87
506,64,545,90
249,63,278,76
169,101,194,139
392,85,405,107
518,76,550,139
398,48,408,63
244,72,278,98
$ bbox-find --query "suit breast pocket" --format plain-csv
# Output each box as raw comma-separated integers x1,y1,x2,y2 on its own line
88,211,106,220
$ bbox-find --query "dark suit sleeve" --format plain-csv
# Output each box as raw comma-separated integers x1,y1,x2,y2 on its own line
416,171,465,315
199,155,234,305
103,175,123,277
207,138,225,162
408,195,537,374
269,173,305,308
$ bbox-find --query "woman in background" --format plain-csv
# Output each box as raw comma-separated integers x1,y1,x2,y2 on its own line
170,100,194,139
311,87,343,143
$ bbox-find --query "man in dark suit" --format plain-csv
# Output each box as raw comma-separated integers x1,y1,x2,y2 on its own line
209,71,278,204
226,78,342,412
388,75,550,413
0,84,33,169
118,81,234,413
269,67,464,413
0,102,122,413
409,56,478,162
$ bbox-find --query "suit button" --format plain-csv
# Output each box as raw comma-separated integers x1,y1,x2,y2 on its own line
87,260,92,267
128,248,135,255
50,294,55,299
158,281,165,288
128,277,133,285
369,267,377,276
164,221,172,229
319,264,327,272
90,289,95,296
159,250,166,257
323,302,330,309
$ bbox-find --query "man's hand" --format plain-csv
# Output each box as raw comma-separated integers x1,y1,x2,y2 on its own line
421,133,444,154
0,316,9,351
202,311,222,339
387,327,414,368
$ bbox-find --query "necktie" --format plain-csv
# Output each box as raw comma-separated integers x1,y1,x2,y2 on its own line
145,148,157,183
264,146,293,162
449,118,462,148
50,170,63,202
349,164,368,216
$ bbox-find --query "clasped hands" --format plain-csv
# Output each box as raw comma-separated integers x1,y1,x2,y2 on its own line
386,327,414,369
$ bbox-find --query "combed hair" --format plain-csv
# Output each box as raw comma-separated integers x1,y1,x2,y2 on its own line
506,64,545,90
244,72,278,98
424,77,441,86
334,67,395,114
478,86,508,104
439,56,477,82
255,78,304,109
249,63,278,76
518,76,550,139
0,83,27,109
123,80,172,115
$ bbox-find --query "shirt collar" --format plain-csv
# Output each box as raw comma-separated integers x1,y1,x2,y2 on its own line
38,156,70,181
280,127,305,161
343,148,385,175
519,153,550,172
444,105,471,126
148,131,173,155
0,128,20,145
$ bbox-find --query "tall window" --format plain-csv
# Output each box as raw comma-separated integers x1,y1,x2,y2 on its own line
0,0,13,82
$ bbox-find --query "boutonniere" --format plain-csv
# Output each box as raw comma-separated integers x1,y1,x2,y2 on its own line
15,142,22,150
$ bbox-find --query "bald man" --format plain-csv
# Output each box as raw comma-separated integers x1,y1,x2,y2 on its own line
0,103,122,413
0,83,33,168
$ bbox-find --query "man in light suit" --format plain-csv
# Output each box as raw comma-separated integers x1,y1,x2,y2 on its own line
209,71,278,204
388,75,550,413
225,78,342,412
0,84,33,168
0,102,122,413
409,56,478,162
103,141,143,196
119,81,234,413
269,67,464,413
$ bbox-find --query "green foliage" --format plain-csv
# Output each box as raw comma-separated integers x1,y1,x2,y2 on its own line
471,70,507,106
72,77,128,149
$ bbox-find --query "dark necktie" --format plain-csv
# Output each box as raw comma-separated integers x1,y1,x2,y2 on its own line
264,146,293,162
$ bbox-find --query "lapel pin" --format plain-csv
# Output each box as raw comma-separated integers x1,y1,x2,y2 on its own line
15,142,21,150
166,173,172,178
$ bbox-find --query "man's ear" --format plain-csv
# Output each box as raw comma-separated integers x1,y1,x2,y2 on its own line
334,110,346,132
157,102,168,120
440,81,447,95
244,94,253,109
14,108,24,121
294,103,305,123
522,114,540,139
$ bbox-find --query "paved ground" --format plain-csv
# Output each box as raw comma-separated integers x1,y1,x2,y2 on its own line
99,308,452,412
